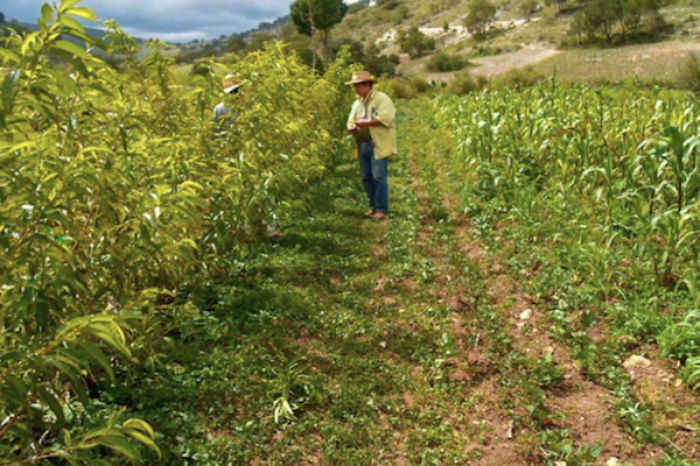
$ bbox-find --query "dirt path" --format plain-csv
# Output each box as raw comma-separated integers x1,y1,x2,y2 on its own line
420,45,559,84
470,46,560,78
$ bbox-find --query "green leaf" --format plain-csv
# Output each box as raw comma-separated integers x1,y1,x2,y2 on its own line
123,419,155,438
58,15,86,34
100,436,141,461
2,70,21,114
77,341,115,383
48,48,90,77
64,7,98,21
58,0,84,14
123,419,161,458
3,375,29,404
63,429,72,446
0,48,22,65
51,40,87,59
41,3,54,25
38,386,66,425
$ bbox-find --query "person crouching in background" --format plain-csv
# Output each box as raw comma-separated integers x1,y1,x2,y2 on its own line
213,73,281,239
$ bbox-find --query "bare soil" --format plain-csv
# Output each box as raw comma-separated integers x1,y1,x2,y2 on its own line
471,46,560,78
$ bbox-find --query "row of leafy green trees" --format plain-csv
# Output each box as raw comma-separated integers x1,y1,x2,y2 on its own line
424,82,700,386
0,1,355,465
569,0,667,44
462,0,668,44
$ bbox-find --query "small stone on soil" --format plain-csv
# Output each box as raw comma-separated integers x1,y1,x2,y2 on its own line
519,309,533,320
623,355,652,369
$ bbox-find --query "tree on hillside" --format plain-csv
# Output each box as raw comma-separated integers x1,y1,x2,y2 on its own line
572,0,664,44
397,26,435,58
519,0,541,18
227,36,247,54
464,0,497,40
290,0,348,69
377,0,402,9
0,11,5,23
623,0,664,36
581,0,618,43
332,39,399,77
544,0,568,14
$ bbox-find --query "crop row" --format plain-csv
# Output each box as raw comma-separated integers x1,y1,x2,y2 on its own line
422,82,700,387
0,1,355,464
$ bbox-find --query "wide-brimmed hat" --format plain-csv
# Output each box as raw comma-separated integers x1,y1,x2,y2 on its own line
345,70,376,85
223,73,242,94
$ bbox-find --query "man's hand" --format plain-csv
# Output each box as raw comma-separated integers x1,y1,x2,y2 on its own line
356,119,384,129
347,124,359,134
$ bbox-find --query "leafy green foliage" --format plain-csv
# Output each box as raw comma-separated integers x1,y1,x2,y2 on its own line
397,26,435,59
291,0,348,37
464,0,498,40
680,53,700,95
571,0,665,44
426,52,470,72
290,0,348,60
422,82,700,391
332,40,399,78
0,1,355,464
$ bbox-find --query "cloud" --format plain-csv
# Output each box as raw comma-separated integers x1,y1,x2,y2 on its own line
3,0,295,41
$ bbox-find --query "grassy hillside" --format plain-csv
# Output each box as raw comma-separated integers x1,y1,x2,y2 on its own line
166,0,700,88
326,0,700,85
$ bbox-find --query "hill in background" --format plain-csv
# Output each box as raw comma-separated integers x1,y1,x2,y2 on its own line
3,1,700,89
168,0,700,89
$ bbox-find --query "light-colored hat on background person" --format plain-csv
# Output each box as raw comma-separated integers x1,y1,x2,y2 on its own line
223,73,242,94
345,70,377,85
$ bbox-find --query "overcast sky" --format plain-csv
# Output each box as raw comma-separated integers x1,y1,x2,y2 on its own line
3,0,308,42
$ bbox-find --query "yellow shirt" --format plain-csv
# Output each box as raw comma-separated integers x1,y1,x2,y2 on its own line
347,90,398,159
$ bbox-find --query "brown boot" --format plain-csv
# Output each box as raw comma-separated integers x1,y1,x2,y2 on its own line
364,209,376,218
372,211,388,220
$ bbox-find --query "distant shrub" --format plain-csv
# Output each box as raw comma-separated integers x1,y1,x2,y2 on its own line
519,0,541,17
398,26,435,58
377,0,401,9
426,52,470,72
464,0,497,40
680,54,700,94
383,78,416,99
331,40,399,78
389,6,410,22
174,47,224,64
490,65,545,90
410,75,431,93
445,74,481,95
471,43,520,58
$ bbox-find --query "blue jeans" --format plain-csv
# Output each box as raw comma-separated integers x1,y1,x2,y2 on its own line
358,141,388,213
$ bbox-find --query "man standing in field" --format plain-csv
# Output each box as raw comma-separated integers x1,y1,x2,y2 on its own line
346,71,397,220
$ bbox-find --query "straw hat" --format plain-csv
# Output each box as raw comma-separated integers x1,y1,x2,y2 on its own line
223,73,242,94
345,70,376,85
